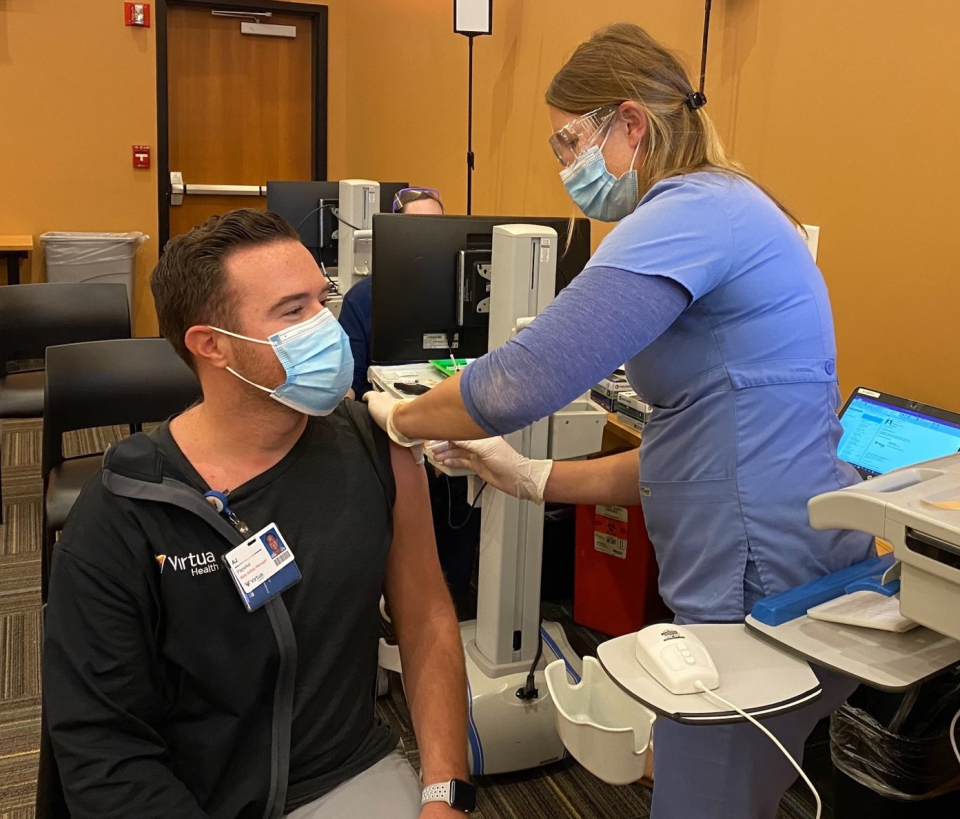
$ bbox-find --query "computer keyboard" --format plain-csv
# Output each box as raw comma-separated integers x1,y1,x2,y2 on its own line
807,591,919,633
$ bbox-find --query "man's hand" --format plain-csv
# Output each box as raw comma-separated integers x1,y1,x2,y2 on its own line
419,801,468,819
429,438,553,504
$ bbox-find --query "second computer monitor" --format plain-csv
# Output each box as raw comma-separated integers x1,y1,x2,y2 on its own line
371,214,591,364
266,181,339,267
266,180,409,268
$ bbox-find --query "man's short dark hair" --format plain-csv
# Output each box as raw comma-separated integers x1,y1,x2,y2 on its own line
151,209,300,370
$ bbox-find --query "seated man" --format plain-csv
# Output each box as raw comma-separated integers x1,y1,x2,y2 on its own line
43,209,472,819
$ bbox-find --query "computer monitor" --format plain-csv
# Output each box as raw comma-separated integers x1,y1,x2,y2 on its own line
266,181,409,268
371,214,591,364
266,181,340,267
838,387,960,478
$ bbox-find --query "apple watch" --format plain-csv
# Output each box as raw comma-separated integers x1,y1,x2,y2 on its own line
421,779,476,812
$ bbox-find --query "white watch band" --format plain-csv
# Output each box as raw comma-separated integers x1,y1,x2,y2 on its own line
421,781,452,806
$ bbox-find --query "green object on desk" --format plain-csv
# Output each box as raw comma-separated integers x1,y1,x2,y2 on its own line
429,358,469,377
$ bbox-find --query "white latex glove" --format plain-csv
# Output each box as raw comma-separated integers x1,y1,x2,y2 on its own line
362,391,425,464
429,437,553,504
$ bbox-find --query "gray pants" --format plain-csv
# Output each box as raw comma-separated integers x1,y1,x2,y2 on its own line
285,751,421,819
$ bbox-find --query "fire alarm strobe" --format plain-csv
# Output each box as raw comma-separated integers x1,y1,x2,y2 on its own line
125,3,151,28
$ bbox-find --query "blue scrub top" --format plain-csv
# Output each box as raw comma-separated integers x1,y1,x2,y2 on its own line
337,275,373,398
587,172,875,622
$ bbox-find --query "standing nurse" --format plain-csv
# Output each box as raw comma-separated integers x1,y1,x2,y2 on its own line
366,23,874,818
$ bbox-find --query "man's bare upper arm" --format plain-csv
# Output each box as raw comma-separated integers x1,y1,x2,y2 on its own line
384,443,451,622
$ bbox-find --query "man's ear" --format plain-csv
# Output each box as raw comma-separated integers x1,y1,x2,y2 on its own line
184,325,230,370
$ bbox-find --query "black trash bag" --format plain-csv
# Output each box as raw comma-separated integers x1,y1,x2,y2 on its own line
830,667,960,801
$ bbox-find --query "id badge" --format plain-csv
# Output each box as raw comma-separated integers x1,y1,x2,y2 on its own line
223,523,302,612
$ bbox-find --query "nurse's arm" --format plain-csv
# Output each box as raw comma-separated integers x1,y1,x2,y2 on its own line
544,450,641,506
392,371,489,441
433,438,641,506
389,269,689,443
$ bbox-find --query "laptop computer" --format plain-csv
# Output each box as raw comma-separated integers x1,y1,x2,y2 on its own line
838,387,960,478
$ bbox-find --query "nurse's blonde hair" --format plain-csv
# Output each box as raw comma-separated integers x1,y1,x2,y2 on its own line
547,23,801,226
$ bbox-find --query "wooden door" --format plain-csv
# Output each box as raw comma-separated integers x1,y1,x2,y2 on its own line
166,4,319,240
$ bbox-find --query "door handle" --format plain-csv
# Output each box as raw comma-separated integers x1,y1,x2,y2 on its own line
169,172,267,206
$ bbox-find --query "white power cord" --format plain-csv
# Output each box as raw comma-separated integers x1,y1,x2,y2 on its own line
695,681,822,819
950,707,960,767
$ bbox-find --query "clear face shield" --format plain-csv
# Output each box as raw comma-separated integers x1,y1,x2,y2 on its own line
547,105,620,169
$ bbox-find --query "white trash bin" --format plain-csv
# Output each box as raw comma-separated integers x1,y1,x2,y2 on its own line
40,232,147,314
545,657,656,786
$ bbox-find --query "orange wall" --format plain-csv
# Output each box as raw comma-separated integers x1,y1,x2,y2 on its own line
2,1,958,411
707,0,960,411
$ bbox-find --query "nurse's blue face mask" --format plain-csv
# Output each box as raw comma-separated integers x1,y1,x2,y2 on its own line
210,309,354,416
551,106,643,223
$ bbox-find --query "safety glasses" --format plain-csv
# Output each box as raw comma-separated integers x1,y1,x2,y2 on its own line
392,187,444,213
548,105,620,168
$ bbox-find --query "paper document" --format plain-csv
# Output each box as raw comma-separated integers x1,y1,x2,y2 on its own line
807,591,919,633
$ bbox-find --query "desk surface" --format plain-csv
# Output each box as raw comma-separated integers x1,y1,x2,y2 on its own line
0,236,33,252
746,614,960,692
604,412,642,449
598,625,822,724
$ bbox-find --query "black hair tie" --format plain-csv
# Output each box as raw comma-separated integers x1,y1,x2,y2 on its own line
685,91,707,111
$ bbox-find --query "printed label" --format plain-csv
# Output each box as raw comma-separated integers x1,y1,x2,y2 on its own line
597,505,628,523
539,239,552,263
594,506,629,559
594,532,628,559
423,333,451,350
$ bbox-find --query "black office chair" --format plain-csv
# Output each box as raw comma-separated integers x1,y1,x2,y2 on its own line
0,283,130,524
41,338,201,599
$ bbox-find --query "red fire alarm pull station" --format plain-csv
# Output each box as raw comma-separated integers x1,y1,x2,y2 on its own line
133,145,151,169
125,3,151,27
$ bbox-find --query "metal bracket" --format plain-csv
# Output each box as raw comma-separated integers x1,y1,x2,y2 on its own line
170,171,184,206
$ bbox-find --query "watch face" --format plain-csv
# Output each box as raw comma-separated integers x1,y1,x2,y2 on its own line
450,780,477,812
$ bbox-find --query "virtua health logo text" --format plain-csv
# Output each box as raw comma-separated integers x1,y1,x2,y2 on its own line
156,552,219,577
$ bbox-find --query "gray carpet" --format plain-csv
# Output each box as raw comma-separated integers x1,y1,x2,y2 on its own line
0,417,822,818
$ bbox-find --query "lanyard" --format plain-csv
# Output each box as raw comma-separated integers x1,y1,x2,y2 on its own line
204,489,251,537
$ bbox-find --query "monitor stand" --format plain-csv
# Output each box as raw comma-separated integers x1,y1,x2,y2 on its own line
371,225,588,774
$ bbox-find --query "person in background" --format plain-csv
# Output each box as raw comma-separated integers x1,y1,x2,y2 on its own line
340,188,480,615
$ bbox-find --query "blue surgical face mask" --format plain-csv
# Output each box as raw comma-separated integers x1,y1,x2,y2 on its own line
560,129,642,223
210,310,354,416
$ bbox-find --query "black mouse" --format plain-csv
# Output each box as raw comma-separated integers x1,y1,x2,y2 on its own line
393,382,431,396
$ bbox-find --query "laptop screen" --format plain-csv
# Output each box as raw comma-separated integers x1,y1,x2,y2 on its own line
838,394,960,478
